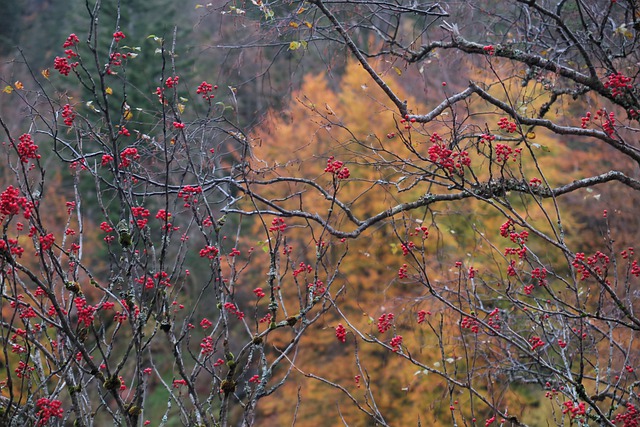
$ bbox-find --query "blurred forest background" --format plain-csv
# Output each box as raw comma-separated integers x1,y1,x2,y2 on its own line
1,1,637,425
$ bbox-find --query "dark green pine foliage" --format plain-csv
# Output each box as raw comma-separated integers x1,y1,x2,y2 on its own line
0,1,25,56
15,0,195,122
10,0,198,246
97,0,196,120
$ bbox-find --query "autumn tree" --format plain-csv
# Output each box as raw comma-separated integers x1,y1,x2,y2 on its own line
0,2,339,426
220,0,640,425
1,0,640,426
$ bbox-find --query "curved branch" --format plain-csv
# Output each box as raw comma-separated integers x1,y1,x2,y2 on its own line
309,0,409,116
410,87,475,123
469,82,640,165
231,170,640,238
410,37,638,112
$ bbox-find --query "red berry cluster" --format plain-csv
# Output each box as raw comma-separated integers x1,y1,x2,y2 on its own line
165,76,179,88
487,308,501,330
562,401,586,419
324,156,350,179
196,81,217,99
335,323,347,342
427,135,471,175
53,56,75,76
494,143,522,163
63,33,80,48
398,263,408,279
39,233,55,251
120,146,139,167
417,310,430,324
0,185,33,219
389,335,403,352
36,398,64,426
177,185,202,207
399,114,416,130
200,318,213,329
497,117,517,133
15,360,35,378
199,245,219,259
377,313,394,333
614,403,639,427
112,31,126,42
528,335,545,350
75,297,97,327
200,336,214,355
293,262,313,277
268,217,287,232
54,33,82,76
461,316,479,333
62,104,76,126
17,133,41,163
604,72,633,98
479,133,496,144
132,206,150,228
223,302,245,320
100,154,113,167
307,280,326,296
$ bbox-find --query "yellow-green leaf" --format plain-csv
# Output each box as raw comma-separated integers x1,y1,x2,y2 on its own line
123,103,132,120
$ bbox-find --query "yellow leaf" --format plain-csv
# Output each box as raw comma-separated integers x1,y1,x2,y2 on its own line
289,22,299,28
297,7,306,14
614,24,633,39
289,41,301,50
177,103,185,114
105,87,113,95
123,103,132,120
41,69,50,79
86,101,100,112
304,21,312,28
526,131,536,139
14,81,23,90
2,86,13,94
393,66,402,76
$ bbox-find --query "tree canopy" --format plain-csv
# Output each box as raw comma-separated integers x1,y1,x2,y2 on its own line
0,0,639,426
